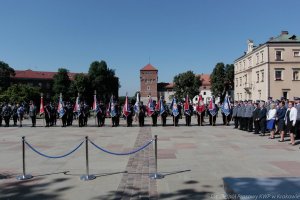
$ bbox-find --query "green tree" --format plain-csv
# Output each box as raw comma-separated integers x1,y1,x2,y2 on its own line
0,61,15,92
173,71,201,101
88,60,120,103
0,84,40,103
210,62,225,97
224,64,234,91
69,73,91,99
52,68,71,100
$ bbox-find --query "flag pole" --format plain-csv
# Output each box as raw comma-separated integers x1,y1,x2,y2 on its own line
94,90,97,126
41,93,45,127
78,93,80,127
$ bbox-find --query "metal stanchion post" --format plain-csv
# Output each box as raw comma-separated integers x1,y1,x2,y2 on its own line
81,136,96,181
16,136,33,180
149,135,164,179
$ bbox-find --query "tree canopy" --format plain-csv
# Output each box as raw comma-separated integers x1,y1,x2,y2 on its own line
52,68,71,100
210,62,234,101
88,60,120,103
173,70,201,101
0,84,40,103
0,61,15,92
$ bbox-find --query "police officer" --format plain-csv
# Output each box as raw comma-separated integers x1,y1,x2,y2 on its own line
44,102,51,127
161,101,168,126
152,101,158,126
61,102,68,127
2,102,12,127
184,102,193,126
232,101,239,128
259,101,267,136
138,102,146,127
253,101,260,134
245,100,254,132
12,103,18,126
78,102,85,127
29,100,37,127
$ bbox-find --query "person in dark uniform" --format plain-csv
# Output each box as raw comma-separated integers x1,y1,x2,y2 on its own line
125,103,133,127
83,102,89,126
138,102,146,127
2,102,12,127
29,101,37,127
78,102,85,127
277,101,287,141
66,102,74,126
161,101,168,126
99,101,106,126
252,102,260,134
184,102,193,126
152,101,158,126
44,102,51,127
245,100,254,132
259,101,267,136
232,101,239,128
17,103,25,127
61,102,67,127
11,103,18,126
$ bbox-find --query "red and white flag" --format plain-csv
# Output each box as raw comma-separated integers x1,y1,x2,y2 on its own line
123,94,130,117
39,96,44,114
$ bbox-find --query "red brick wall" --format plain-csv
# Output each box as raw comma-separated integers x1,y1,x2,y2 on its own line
140,70,158,99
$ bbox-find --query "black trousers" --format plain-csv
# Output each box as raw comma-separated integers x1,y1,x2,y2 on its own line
295,120,300,138
4,116,10,127
209,115,216,126
239,117,243,130
152,115,157,126
185,115,191,126
254,120,260,134
173,116,179,126
259,118,266,134
126,116,133,127
197,113,204,126
234,117,239,128
139,116,144,127
161,116,167,126
31,116,36,127
247,117,253,131
61,115,67,127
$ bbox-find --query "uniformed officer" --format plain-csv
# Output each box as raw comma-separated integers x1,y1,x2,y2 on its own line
138,102,146,127
29,100,37,127
245,100,254,132
2,102,12,127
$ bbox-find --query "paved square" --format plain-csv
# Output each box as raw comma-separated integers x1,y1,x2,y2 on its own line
1,116,300,200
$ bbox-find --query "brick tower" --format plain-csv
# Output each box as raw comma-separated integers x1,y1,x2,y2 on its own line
140,64,158,104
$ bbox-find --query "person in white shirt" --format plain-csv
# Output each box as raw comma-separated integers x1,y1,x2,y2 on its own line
267,103,277,139
285,101,298,145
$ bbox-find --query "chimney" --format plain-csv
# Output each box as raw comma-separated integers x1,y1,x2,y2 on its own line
247,39,254,54
281,31,289,35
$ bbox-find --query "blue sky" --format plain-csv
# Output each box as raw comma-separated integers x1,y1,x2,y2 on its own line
1,0,300,96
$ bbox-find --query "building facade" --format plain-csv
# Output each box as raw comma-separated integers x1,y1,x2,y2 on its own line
234,31,300,101
157,82,175,103
140,64,158,104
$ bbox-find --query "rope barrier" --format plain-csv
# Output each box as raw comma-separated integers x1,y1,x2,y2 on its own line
25,140,84,159
88,139,154,156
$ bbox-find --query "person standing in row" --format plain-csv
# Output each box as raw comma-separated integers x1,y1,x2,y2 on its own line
29,100,37,127
12,103,18,126
285,101,298,145
232,101,239,129
2,103,12,127
267,103,277,139
253,102,260,134
277,101,287,142
17,103,25,127
245,100,254,132
259,101,267,136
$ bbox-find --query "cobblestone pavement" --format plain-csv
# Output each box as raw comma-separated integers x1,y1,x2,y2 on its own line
1,116,300,200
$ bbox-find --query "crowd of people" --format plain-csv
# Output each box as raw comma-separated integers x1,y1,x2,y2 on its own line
1,96,300,148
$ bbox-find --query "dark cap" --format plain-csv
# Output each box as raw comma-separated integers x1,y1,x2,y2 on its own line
294,97,300,101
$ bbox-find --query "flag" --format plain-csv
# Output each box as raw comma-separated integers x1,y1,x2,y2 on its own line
208,96,217,116
147,96,155,116
222,95,231,116
39,96,44,114
123,94,130,117
156,97,165,115
134,92,140,114
170,98,179,117
92,94,97,111
109,95,117,117
57,94,65,118
73,96,80,113
184,95,190,115
196,95,205,113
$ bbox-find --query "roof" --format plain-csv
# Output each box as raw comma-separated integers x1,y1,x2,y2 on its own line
140,64,158,71
157,82,174,90
268,32,300,43
13,69,80,80
197,73,211,86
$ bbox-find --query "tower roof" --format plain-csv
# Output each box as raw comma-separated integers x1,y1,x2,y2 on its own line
140,64,158,71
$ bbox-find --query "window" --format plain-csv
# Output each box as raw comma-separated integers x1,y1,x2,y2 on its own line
294,51,300,57
283,91,288,99
256,54,259,64
245,74,247,85
243,60,246,69
256,72,259,83
203,92,206,95
240,77,242,86
147,86,150,91
293,70,299,80
276,51,282,61
248,57,252,67
261,70,264,82
261,52,264,63
236,78,238,87
275,70,282,80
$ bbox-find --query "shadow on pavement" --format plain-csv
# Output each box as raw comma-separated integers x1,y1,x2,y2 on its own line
0,176,73,200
